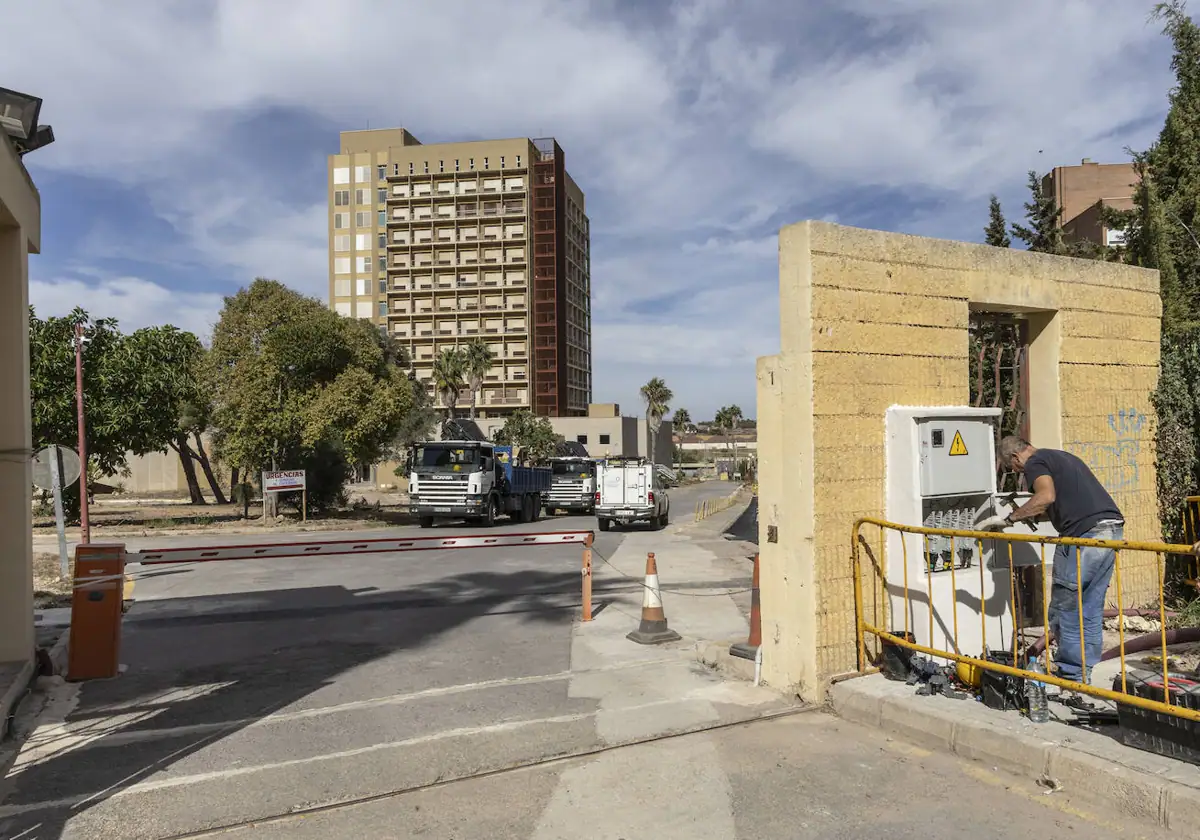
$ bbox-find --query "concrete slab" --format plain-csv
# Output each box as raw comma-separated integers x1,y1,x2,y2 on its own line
831,672,1200,827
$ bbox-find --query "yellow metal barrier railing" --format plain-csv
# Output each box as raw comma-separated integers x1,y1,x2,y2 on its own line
851,516,1200,724
694,489,742,522
1181,495,1200,591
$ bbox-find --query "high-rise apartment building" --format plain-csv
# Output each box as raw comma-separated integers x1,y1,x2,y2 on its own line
327,128,592,417
1042,158,1135,247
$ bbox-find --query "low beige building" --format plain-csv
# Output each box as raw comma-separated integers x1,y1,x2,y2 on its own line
0,129,40,667
758,221,1161,702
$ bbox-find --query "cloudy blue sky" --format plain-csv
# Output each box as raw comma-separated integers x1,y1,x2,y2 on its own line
4,0,1179,420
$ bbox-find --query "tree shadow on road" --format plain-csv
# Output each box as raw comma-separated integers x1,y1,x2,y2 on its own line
0,563,607,840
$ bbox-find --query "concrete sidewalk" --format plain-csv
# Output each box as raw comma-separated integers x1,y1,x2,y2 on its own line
832,673,1200,829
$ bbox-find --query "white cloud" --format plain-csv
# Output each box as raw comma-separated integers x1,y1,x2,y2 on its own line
4,0,1179,417
30,276,224,339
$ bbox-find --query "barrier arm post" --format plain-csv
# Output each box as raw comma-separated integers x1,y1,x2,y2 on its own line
582,533,594,622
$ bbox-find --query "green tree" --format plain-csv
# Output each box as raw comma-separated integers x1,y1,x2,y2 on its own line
1010,171,1069,254
672,408,693,466
1108,1,1200,545
492,409,563,464
640,377,673,464
984,195,1011,248
431,346,467,416
122,325,228,505
206,279,419,513
30,308,201,517
462,338,495,419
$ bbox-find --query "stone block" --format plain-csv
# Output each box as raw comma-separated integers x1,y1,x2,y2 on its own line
951,717,1053,777
812,286,967,329
812,320,963,357
828,680,886,727
1165,781,1200,830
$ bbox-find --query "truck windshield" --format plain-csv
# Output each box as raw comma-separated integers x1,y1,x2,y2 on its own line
552,462,591,476
413,445,480,471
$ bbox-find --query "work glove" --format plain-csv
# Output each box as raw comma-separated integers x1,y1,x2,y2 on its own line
976,515,1009,532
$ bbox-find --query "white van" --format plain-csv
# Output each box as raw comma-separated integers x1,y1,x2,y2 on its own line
595,457,670,532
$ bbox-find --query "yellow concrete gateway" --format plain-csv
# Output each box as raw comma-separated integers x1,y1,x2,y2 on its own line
756,221,1161,703
0,88,48,670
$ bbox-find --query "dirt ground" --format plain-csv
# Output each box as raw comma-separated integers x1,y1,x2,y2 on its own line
32,552,71,609
32,486,415,538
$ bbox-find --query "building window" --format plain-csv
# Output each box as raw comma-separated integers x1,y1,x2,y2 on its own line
409,162,415,174
599,434,610,445
356,256,372,273
576,434,588,444
516,154,522,167
334,190,350,206
334,257,351,274
500,156,505,168
377,165,386,180
334,277,351,296
334,213,349,229
438,160,444,172
484,157,489,168
378,210,387,225
355,211,371,227
378,301,388,316
355,188,371,205
378,187,387,202
379,278,387,294
378,233,386,248
354,165,370,183
424,162,429,173
333,167,350,184
455,159,460,171
469,158,475,169
334,234,350,252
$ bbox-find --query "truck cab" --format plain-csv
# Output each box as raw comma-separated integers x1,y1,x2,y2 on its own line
408,426,551,528
594,456,670,532
544,456,598,516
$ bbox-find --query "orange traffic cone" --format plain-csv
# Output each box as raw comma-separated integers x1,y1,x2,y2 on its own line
730,553,761,660
627,552,681,645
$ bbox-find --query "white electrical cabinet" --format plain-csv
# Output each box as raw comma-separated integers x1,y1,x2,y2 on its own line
885,407,1011,660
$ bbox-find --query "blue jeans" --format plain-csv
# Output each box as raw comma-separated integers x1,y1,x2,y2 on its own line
1048,524,1122,683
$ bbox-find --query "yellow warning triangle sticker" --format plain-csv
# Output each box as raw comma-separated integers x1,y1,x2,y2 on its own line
948,431,968,456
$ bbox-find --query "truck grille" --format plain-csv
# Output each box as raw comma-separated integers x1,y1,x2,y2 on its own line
548,480,587,504
414,476,469,505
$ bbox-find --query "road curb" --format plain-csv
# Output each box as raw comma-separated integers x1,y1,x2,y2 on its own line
694,640,756,682
0,659,35,740
830,674,1200,828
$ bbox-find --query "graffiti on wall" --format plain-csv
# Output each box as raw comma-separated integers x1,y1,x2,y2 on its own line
1067,408,1146,494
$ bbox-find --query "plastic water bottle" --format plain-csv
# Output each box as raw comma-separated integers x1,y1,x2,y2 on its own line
1026,661,1049,723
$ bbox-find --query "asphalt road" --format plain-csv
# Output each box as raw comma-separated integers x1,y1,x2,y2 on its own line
3,480,1137,839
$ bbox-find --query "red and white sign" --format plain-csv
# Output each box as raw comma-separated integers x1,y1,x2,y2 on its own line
263,470,306,493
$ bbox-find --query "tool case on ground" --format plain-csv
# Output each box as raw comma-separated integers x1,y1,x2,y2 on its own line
1113,668,1200,765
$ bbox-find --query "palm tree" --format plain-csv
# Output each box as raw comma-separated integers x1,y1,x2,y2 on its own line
713,405,744,477
640,377,673,464
672,408,693,467
462,338,495,418
431,346,467,416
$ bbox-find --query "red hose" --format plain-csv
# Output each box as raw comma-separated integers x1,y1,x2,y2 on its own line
1023,609,1180,658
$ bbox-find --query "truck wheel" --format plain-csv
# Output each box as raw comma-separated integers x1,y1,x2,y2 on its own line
545,506,557,517
520,495,533,524
598,518,610,532
484,497,497,527
419,516,434,529
530,495,542,522
661,509,670,527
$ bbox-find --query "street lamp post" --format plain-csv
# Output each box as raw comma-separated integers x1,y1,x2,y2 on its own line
75,323,90,544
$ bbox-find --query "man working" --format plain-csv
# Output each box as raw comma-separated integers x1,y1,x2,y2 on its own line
978,436,1124,688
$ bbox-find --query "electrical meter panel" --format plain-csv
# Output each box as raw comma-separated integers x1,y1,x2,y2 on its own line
917,418,996,498
921,497,990,573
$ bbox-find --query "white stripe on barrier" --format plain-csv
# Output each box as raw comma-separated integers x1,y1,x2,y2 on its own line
127,530,594,567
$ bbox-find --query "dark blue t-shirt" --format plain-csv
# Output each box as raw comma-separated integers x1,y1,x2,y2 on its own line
1023,448,1123,538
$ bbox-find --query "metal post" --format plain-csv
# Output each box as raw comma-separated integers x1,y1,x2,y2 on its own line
302,488,308,523
50,445,69,579
582,533,593,622
75,323,90,545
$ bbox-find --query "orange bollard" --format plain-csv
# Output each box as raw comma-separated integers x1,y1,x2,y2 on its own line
582,533,594,622
68,543,126,681
730,553,761,660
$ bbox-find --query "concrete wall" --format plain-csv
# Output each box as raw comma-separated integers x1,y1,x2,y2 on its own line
757,220,1161,701
118,450,190,495
0,135,40,665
